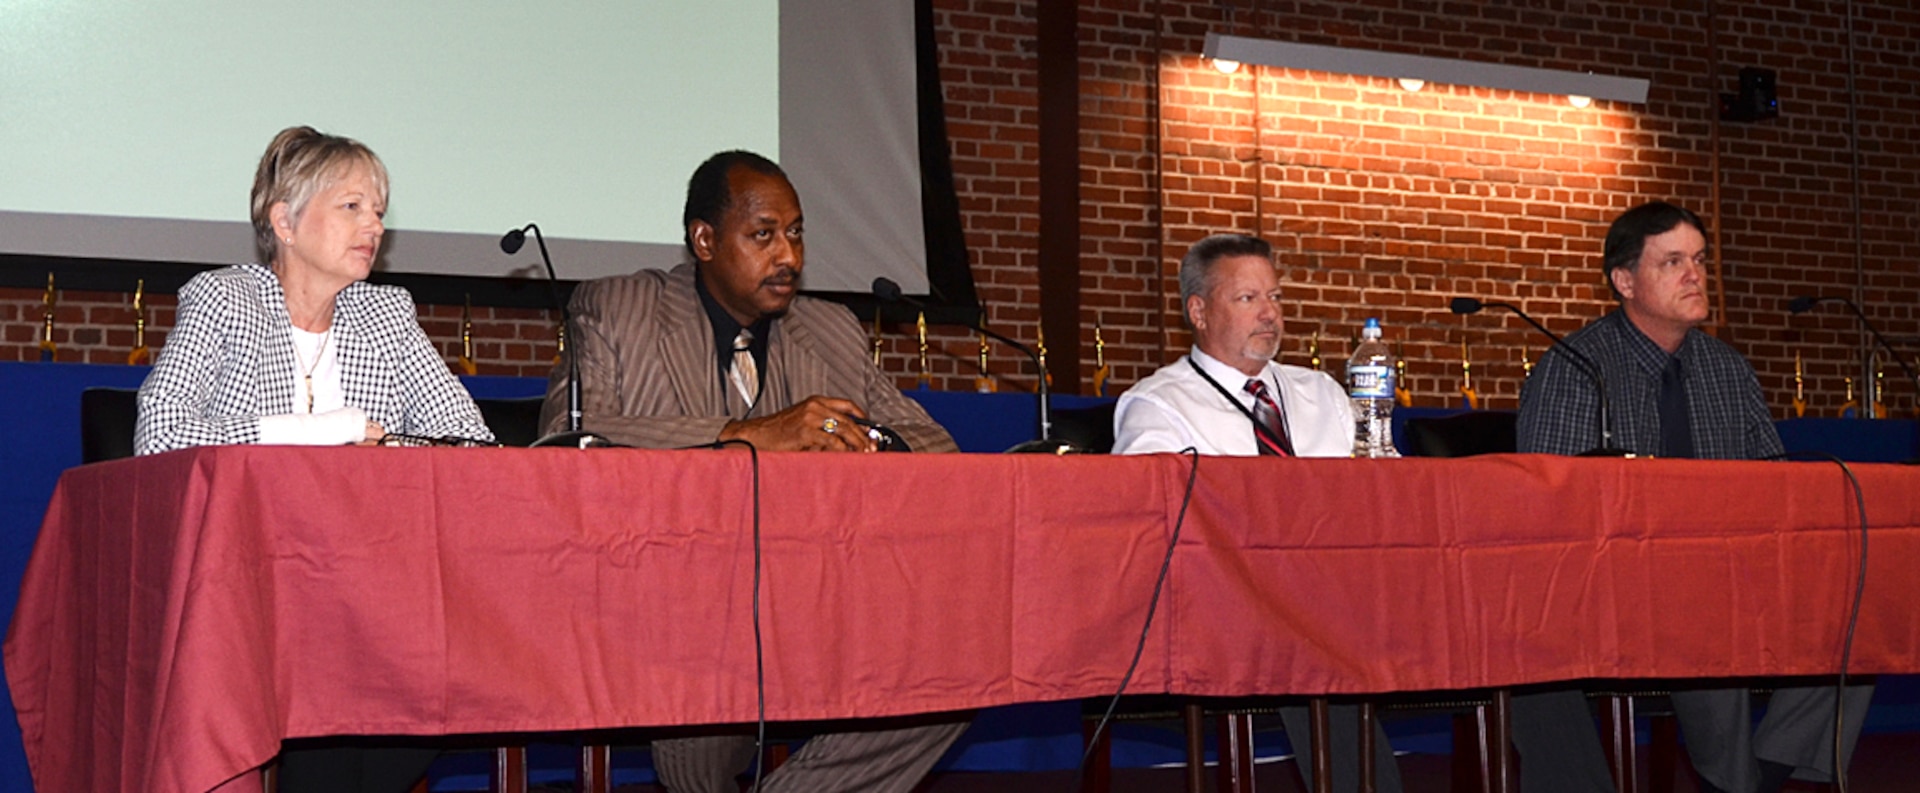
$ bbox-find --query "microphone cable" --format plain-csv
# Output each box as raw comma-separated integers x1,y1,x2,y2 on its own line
703,439,769,792
1767,450,1870,793
1077,447,1201,782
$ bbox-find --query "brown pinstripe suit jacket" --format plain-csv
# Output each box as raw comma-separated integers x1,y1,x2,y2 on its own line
539,263,957,452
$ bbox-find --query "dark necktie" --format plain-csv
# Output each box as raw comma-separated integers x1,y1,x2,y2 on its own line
1244,378,1295,456
1658,356,1693,458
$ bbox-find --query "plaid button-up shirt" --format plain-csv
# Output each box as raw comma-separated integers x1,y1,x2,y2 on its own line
1517,310,1783,460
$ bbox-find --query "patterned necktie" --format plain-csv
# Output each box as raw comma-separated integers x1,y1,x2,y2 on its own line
1658,356,1693,458
729,329,758,410
1244,378,1294,456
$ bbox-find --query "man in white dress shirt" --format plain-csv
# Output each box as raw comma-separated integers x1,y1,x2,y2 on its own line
1114,233,1353,457
1111,233,1396,793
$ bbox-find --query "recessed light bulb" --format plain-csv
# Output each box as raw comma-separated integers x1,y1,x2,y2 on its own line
1568,94,1593,108
1212,58,1241,74
1398,78,1425,92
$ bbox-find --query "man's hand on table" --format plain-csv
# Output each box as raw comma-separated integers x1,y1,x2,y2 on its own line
719,396,878,452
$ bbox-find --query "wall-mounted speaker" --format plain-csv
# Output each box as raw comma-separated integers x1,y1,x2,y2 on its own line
1720,66,1779,122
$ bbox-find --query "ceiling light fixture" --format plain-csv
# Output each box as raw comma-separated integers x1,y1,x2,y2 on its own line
1203,33,1649,105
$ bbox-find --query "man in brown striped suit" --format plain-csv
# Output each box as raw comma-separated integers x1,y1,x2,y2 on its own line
539,150,966,792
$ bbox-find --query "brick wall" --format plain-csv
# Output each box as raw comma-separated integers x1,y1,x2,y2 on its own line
6,0,1918,417
918,0,1919,414
1,287,173,365
3,285,560,379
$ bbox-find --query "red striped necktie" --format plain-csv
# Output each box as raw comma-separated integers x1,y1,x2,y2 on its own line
1244,378,1294,456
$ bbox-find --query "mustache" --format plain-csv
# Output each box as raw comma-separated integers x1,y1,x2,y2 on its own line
762,267,799,286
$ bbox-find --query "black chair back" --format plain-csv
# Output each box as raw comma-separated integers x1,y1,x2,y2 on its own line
80,387,141,464
1048,402,1118,454
475,396,547,448
82,388,549,457
1401,411,1517,458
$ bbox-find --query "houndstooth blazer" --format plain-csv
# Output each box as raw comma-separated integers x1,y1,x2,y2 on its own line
135,263,493,455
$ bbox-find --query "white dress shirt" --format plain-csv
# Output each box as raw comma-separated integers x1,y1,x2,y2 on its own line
1112,346,1354,457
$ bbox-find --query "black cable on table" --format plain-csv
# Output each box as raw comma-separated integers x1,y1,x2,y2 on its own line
1078,447,1202,780
707,439,768,792
1772,450,1871,793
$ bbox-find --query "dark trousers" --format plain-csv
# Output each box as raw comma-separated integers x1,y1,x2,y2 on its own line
276,745,440,793
1277,704,1405,793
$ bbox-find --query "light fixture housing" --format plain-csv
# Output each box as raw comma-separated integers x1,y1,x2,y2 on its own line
1203,33,1649,105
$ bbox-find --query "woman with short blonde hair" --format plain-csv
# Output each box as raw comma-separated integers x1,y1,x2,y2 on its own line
136,125,491,455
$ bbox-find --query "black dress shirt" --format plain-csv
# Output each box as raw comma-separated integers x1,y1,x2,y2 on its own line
693,268,770,398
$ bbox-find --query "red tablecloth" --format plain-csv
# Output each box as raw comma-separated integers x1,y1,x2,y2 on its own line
8,447,1920,793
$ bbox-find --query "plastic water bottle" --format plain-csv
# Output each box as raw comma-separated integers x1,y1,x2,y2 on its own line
1347,318,1400,458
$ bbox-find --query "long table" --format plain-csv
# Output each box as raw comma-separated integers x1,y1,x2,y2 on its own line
9,446,1920,792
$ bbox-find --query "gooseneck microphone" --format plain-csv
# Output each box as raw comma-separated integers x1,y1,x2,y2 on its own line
502,223,609,449
1451,297,1630,457
1787,295,1920,405
873,277,1075,453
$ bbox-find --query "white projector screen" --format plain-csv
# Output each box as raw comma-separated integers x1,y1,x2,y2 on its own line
0,0,929,294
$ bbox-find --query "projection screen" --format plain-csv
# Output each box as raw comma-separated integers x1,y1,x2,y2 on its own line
0,0,929,294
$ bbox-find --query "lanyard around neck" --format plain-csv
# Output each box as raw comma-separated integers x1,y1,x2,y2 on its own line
1186,357,1292,452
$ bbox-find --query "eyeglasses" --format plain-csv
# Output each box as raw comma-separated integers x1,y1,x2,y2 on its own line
375,432,502,449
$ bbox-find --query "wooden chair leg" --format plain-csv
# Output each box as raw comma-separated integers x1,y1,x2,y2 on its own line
1604,695,1640,793
1184,703,1207,793
1217,712,1259,793
1649,714,1679,793
1452,711,1486,793
1081,715,1113,793
1358,702,1376,793
1488,689,1513,793
1309,697,1332,793
579,744,612,793
493,746,527,793
763,741,792,777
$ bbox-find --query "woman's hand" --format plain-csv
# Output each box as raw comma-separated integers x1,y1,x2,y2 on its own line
355,421,388,446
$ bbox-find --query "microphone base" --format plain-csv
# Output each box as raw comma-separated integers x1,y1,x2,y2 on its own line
1577,446,1637,458
1005,438,1086,455
530,430,616,449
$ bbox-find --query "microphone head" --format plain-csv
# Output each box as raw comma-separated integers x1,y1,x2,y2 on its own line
872,277,903,302
499,228,526,255
1787,295,1817,314
1449,297,1484,315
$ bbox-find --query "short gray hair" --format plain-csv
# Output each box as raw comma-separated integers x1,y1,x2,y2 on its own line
1178,234,1273,316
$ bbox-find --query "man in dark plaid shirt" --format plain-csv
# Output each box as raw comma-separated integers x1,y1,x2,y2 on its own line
1510,201,1871,793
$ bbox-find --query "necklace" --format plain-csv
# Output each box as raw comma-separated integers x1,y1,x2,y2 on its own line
291,328,332,414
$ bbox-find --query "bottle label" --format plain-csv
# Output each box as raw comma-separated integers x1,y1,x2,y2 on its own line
1349,365,1394,398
